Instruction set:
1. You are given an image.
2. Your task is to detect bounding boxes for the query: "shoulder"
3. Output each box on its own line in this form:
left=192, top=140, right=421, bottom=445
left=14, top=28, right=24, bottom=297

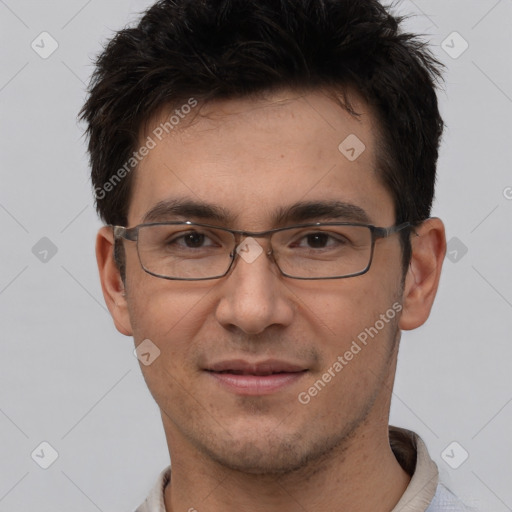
left=426, top=484, right=477, bottom=512
left=134, top=465, right=171, bottom=512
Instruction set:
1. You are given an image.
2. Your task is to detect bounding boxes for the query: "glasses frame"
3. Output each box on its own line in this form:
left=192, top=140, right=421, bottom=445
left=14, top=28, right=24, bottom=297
left=112, top=220, right=411, bottom=281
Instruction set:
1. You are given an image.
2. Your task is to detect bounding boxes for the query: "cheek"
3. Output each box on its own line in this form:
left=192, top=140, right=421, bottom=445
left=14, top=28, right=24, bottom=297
left=292, top=268, right=400, bottom=340
left=126, top=250, right=208, bottom=335
left=127, top=273, right=214, bottom=369
left=295, top=286, right=401, bottom=415
left=128, top=284, right=212, bottom=407
left=291, top=271, right=402, bottom=401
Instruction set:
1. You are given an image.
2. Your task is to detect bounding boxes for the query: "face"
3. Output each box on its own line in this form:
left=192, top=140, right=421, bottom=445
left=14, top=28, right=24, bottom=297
left=99, top=89, right=438, bottom=475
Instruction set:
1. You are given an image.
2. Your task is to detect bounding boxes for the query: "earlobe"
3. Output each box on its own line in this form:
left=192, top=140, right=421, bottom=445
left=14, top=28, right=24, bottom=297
left=399, top=218, right=446, bottom=331
left=96, top=226, right=133, bottom=336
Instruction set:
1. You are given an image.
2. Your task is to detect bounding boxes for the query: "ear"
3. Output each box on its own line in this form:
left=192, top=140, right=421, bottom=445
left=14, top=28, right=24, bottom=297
left=399, top=218, right=446, bottom=331
left=96, top=226, right=133, bottom=336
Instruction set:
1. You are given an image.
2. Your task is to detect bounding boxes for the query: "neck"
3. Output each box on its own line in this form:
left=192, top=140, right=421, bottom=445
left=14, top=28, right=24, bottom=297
left=164, top=421, right=411, bottom=512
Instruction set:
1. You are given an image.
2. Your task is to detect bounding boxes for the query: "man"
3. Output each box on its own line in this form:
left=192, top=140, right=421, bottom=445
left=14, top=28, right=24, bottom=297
left=80, top=1, right=473, bottom=510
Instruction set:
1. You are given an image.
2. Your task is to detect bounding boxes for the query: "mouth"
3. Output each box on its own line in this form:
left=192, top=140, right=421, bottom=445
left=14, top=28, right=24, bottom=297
left=205, top=359, right=308, bottom=395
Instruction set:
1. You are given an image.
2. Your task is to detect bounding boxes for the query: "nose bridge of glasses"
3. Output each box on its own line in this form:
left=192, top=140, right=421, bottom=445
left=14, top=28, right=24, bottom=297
left=232, top=231, right=274, bottom=259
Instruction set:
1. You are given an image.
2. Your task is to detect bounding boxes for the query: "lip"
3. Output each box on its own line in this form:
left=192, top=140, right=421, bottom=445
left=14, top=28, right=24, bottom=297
left=205, top=359, right=308, bottom=396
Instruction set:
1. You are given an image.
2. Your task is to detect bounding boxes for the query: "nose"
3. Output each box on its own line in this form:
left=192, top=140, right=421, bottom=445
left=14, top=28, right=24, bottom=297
left=214, top=237, right=294, bottom=335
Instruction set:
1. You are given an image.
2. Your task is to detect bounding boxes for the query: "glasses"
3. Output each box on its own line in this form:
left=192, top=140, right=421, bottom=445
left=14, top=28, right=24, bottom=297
left=112, top=221, right=411, bottom=281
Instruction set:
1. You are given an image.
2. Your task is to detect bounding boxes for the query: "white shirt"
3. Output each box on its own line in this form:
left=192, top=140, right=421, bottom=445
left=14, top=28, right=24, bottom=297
left=135, top=427, right=473, bottom=512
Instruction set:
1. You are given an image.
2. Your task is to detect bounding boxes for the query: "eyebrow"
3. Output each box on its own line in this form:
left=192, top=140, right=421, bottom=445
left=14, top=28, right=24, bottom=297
left=141, top=197, right=372, bottom=226
left=142, top=198, right=238, bottom=224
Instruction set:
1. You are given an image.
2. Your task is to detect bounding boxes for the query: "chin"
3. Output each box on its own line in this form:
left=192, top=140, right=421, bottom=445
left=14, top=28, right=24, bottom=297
left=195, top=420, right=350, bottom=476
left=205, top=436, right=312, bottom=475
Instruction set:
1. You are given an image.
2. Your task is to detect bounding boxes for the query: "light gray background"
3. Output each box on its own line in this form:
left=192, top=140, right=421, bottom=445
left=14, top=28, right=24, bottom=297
left=1, top=1, right=511, bottom=511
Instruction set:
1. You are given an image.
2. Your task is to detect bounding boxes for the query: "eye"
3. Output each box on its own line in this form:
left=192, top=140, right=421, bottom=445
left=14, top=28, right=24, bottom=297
left=169, top=230, right=218, bottom=249
left=293, top=231, right=346, bottom=249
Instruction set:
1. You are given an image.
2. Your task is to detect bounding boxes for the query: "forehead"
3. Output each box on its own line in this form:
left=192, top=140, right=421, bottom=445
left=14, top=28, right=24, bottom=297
left=142, top=88, right=377, bottom=155
left=129, top=88, right=393, bottom=228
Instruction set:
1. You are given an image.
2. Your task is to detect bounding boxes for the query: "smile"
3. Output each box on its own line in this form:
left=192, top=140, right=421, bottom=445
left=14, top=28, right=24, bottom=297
left=205, top=359, right=308, bottom=395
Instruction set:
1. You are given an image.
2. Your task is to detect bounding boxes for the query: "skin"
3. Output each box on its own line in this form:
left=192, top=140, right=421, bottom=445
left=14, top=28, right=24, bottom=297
left=96, top=88, right=446, bottom=512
